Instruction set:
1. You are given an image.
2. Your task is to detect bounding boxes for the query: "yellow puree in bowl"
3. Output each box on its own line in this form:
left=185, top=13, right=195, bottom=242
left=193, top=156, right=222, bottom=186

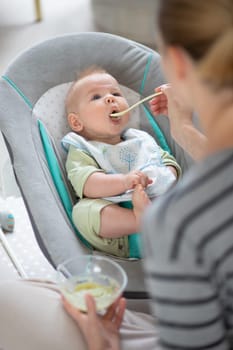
left=62, top=279, right=118, bottom=312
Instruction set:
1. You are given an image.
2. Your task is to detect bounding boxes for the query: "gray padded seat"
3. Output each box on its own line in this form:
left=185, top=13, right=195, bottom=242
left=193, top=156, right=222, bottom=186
left=0, top=32, right=192, bottom=298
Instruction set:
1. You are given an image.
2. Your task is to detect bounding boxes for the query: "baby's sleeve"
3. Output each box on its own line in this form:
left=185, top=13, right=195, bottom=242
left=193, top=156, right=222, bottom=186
left=65, top=145, right=104, bottom=198
left=160, top=149, right=182, bottom=178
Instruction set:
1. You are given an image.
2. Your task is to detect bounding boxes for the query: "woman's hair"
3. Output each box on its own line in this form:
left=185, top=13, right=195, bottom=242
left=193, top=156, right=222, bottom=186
left=156, top=0, right=233, bottom=88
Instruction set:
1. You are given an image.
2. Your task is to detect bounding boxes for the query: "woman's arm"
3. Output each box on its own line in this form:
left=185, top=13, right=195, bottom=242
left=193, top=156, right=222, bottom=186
left=176, top=122, right=207, bottom=161
left=62, top=294, right=125, bottom=350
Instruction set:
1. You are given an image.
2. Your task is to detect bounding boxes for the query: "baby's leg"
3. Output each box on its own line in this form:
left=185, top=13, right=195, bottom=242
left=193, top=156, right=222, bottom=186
left=72, top=198, right=131, bottom=257
left=101, top=188, right=151, bottom=238
left=100, top=204, right=138, bottom=238
left=132, top=185, right=151, bottom=228
left=73, top=198, right=137, bottom=238
left=72, top=198, right=149, bottom=257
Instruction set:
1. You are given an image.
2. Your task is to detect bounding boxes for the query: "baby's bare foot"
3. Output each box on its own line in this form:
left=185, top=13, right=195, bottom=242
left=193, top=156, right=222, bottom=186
left=132, top=184, right=151, bottom=228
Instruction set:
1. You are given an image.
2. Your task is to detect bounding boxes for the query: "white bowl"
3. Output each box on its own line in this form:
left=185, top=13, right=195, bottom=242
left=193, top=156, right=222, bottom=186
left=57, top=255, right=128, bottom=312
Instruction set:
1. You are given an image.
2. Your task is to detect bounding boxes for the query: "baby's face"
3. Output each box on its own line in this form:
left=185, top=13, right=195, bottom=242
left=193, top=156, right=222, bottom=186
left=68, top=73, right=130, bottom=144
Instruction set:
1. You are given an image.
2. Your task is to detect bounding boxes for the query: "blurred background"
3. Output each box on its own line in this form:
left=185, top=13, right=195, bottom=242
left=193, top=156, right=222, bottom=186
left=0, top=0, right=94, bottom=74
left=0, top=0, right=158, bottom=74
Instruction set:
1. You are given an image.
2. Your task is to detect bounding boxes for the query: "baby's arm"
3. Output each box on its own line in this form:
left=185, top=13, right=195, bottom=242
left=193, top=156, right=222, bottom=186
left=66, top=146, right=151, bottom=199
left=84, top=170, right=152, bottom=198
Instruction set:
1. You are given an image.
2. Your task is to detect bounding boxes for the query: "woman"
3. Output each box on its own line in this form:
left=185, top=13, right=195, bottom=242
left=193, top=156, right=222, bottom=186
left=62, top=0, right=233, bottom=349
left=0, top=0, right=232, bottom=349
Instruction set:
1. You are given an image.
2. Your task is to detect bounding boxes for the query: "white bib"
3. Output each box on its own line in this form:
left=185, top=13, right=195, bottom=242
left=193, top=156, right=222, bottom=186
left=62, top=128, right=175, bottom=201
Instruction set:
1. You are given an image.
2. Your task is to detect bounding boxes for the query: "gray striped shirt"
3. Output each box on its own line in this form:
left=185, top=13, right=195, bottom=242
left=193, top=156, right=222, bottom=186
left=142, top=149, right=233, bottom=350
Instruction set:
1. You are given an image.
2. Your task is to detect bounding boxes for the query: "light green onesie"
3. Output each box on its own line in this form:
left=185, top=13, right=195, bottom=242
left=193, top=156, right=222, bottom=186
left=66, top=144, right=181, bottom=258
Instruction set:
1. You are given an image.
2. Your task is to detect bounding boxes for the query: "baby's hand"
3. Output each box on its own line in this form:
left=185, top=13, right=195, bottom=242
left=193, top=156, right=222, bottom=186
left=124, top=171, right=152, bottom=190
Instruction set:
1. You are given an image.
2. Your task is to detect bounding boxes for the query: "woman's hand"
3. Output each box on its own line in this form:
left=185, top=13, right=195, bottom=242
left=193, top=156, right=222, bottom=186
left=149, top=84, right=171, bottom=116
left=149, top=84, right=206, bottom=160
left=149, top=84, right=193, bottom=139
left=62, top=294, right=126, bottom=350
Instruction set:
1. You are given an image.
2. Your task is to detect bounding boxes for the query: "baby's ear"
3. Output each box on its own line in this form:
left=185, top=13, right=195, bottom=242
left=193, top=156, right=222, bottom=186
left=67, top=113, right=83, bottom=132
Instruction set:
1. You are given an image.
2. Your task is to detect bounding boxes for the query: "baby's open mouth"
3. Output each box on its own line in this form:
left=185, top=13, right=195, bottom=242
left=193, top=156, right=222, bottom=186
left=110, top=110, right=121, bottom=119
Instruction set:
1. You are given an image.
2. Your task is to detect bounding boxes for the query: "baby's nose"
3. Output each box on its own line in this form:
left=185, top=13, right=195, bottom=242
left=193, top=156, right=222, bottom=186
left=105, top=95, right=115, bottom=104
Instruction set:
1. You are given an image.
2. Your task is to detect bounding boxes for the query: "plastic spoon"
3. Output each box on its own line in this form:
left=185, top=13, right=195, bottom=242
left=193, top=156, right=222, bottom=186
left=110, top=91, right=163, bottom=117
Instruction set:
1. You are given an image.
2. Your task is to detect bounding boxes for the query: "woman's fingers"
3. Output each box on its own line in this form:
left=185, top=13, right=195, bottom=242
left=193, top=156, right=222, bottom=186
left=62, top=295, right=83, bottom=323
left=85, top=294, right=98, bottom=319
left=104, top=297, right=126, bottom=329
left=114, top=297, right=126, bottom=329
left=150, top=92, right=167, bottom=104
left=76, top=294, right=99, bottom=334
left=150, top=96, right=167, bottom=108
left=149, top=86, right=169, bottom=116
left=150, top=102, right=168, bottom=113
left=104, top=298, right=118, bottom=321
left=160, top=84, right=174, bottom=103
left=62, top=294, right=97, bottom=325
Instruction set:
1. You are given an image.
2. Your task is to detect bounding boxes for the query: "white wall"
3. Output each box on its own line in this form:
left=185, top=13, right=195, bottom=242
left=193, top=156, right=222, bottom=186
left=0, top=0, right=35, bottom=25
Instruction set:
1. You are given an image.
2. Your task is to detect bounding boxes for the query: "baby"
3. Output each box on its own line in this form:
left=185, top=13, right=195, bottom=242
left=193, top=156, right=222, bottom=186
left=62, top=66, right=181, bottom=258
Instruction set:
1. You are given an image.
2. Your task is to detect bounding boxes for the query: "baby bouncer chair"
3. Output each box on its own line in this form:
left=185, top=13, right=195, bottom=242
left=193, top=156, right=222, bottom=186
left=0, top=32, right=192, bottom=301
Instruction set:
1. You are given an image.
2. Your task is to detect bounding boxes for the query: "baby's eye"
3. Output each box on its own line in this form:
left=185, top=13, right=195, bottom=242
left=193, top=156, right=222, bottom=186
left=113, top=92, right=122, bottom=97
left=92, top=94, right=101, bottom=100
